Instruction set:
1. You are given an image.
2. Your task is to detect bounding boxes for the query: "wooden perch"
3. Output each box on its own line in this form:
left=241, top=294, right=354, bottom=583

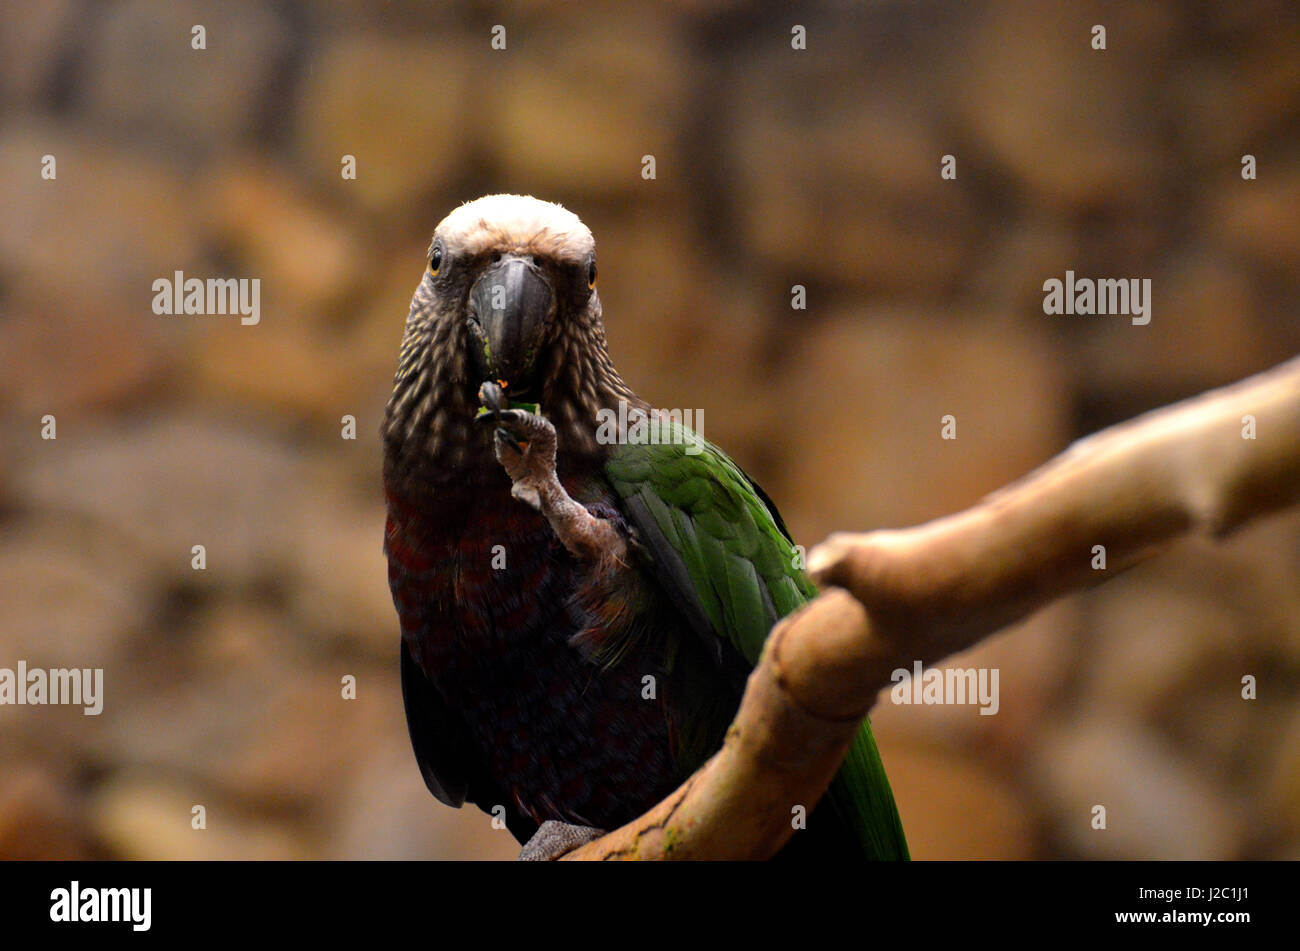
left=561, top=354, right=1300, bottom=860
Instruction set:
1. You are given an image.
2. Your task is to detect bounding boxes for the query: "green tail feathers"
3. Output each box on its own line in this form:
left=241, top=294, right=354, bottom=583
left=832, top=722, right=910, bottom=860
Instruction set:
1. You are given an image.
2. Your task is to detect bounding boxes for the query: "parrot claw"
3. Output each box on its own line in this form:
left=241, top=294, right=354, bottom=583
left=493, top=408, right=554, bottom=451
left=488, top=406, right=628, bottom=565
left=493, top=426, right=525, bottom=455
left=491, top=407, right=558, bottom=503
left=493, top=407, right=538, bottom=430
left=518, top=820, right=607, bottom=861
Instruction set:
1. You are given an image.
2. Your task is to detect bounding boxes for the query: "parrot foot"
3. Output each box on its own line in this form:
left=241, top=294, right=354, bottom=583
left=489, top=408, right=558, bottom=501
left=489, top=409, right=629, bottom=566
left=518, top=820, right=607, bottom=861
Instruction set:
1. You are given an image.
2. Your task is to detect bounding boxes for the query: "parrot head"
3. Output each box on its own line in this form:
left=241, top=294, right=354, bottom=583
left=383, top=194, right=632, bottom=475
left=426, top=194, right=599, bottom=398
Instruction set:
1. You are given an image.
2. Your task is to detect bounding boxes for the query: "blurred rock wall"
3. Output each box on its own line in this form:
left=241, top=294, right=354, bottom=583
left=0, top=0, right=1297, bottom=859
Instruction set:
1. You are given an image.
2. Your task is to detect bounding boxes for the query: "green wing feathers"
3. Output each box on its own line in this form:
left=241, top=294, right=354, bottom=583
left=605, top=422, right=909, bottom=860
left=609, top=438, right=798, bottom=664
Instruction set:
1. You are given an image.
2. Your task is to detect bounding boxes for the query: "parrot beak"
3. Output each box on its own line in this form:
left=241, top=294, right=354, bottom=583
left=466, top=256, right=554, bottom=392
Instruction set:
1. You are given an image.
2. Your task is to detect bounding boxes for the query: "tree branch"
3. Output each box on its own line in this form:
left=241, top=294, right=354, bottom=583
left=561, top=354, right=1300, bottom=860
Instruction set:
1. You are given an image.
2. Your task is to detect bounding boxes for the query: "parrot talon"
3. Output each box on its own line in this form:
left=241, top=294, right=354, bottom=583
left=484, top=390, right=627, bottom=566
left=494, top=408, right=532, bottom=429
left=491, top=408, right=552, bottom=479
left=518, top=820, right=607, bottom=861
left=494, top=427, right=525, bottom=455
left=492, top=408, right=549, bottom=454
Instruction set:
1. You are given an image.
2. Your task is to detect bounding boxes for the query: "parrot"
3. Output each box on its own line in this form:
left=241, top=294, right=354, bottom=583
left=382, top=194, right=908, bottom=860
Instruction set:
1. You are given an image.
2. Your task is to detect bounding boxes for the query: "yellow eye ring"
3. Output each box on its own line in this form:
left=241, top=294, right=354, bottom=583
left=429, top=244, right=443, bottom=276
left=587, top=259, right=597, bottom=289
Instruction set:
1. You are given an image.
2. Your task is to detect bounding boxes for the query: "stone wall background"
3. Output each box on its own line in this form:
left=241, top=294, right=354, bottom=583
left=1, top=0, right=1298, bottom=860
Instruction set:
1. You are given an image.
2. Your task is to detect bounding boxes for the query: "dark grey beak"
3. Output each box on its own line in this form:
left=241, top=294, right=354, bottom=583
left=466, top=256, right=553, bottom=388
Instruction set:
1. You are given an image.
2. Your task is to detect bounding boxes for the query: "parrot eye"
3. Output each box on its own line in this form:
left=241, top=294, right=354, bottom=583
left=587, top=258, right=597, bottom=289
left=429, top=243, right=443, bottom=276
